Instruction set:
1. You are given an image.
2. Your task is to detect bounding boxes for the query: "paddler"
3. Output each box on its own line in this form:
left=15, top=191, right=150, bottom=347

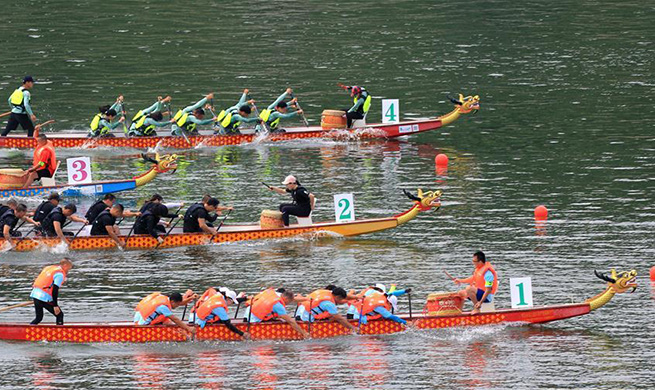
left=350, top=289, right=407, bottom=326
left=182, top=197, right=233, bottom=234
left=342, top=85, right=372, bottom=128
left=192, top=287, right=250, bottom=339
left=346, top=284, right=411, bottom=318
left=33, top=192, right=61, bottom=224
left=134, top=290, right=197, bottom=337
left=88, top=108, right=125, bottom=138
left=267, top=175, right=315, bottom=227
left=452, top=251, right=498, bottom=314
left=40, top=204, right=88, bottom=244
left=243, top=288, right=309, bottom=339
left=2, top=76, right=37, bottom=137
left=133, top=201, right=180, bottom=244
left=21, top=133, right=57, bottom=188
left=171, top=93, right=216, bottom=136
left=257, top=88, right=303, bottom=133
left=30, top=258, right=73, bottom=325
left=90, top=203, right=126, bottom=249
left=0, top=199, right=18, bottom=217
left=215, top=89, right=263, bottom=135
left=84, top=193, right=139, bottom=223
left=128, top=95, right=172, bottom=137
left=0, top=204, right=33, bottom=247
left=295, top=287, right=357, bottom=333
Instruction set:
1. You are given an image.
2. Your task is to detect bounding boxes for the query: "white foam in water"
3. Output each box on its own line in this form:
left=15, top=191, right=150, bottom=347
left=40, top=241, right=69, bottom=254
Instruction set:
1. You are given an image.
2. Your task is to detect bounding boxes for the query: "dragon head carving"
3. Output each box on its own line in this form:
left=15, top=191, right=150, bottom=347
left=449, top=94, right=480, bottom=114
left=142, top=153, right=178, bottom=173
left=403, top=189, right=442, bottom=211
left=594, top=269, right=637, bottom=294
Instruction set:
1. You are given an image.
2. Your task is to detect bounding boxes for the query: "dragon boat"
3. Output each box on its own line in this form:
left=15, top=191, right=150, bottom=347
left=0, top=154, right=178, bottom=199
left=0, top=95, right=480, bottom=150
left=0, top=189, right=442, bottom=252
left=0, top=269, right=636, bottom=343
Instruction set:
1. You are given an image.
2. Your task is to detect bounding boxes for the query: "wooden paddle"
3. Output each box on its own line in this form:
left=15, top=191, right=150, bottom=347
left=0, top=301, right=32, bottom=313
left=153, top=217, right=182, bottom=249
left=444, top=270, right=458, bottom=283
left=0, top=111, right=11, bottom=119
left=32, top=120, right=56, bottom=138
left=261, top=182, right=272, bottom=190
left=294, top=100, right=310, bottom=127
left=206, top=209, right=232, bottom=245
left=247, top=95, right=271, bottom=134
left=307, top=298, right=313, bottom=338
left=408, top=292, right=413, bottom=320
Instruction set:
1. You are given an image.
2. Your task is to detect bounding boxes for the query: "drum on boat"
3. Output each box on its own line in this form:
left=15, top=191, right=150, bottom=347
left=320, top=110, right=347, bottom=130
left=424, top=291, right=464, bottom=316
left=260, top=210, right=284, bottom=229
left=0, top=169, right=27, bottom=189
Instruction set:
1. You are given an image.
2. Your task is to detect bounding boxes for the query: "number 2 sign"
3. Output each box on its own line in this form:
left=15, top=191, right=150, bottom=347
left=66, top=157, right=93, bottom=185
left=333, top=193, right=355, bottom=222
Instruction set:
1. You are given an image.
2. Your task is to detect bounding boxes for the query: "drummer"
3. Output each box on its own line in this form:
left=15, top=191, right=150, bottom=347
left=182, top=197, right=233, bottom=234
left=342, top=85, right=372, bottom=128
left=267, top=175, right=315, bottom=227
left=453, top=251, right=498, bottom=314
left=22, top=133, right=57, bottom=188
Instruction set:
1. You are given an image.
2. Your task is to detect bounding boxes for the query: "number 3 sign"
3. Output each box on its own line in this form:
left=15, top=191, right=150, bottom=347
left=333, top=193, right=355, bottom=222
left=66, top=157, right=93, bottom=185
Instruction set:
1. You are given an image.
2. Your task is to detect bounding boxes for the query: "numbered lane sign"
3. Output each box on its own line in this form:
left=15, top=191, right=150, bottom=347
left=333, top=193, right=355, bottom=222
left=382, top=99, right=400, bottom=123
left=510, top=277, right=534, bottom=309
left=66, top=157, right=93, bottom=185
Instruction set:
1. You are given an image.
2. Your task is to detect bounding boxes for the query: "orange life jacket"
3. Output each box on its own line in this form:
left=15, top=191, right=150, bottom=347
left=470, top=262, right=498, bottom=294
left=32, top=265, right=67, bottom=296
left=352, top=292, right=391, bottom=320
left=195, top=289, right=228, bottom=322
left=250, top=288, right=284, bottom=321
left=33, top=142, right=57, bottom=176
left=300, top=289, right=336, bottom=320
left=135, top=292, right=172, bottom=325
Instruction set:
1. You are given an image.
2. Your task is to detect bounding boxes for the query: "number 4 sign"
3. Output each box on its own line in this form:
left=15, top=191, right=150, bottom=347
left=66, top=157, right=93, bottom=185
left=510, top=277, right=534, bottom=309
left=333, top=193, right=355, bottom=222
left=382, top=99, right=400, bottom=123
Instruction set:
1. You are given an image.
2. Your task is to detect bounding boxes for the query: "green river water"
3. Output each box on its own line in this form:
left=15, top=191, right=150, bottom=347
left=0, top=0, right=654, bottom=389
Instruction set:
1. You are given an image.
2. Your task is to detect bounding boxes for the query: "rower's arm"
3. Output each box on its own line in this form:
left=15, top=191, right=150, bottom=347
left=237, top=92, right=248, bottom=107
left=142, top=101, right=161, bottom=115
left=100, top=119, right=122, bottom=130
left=184, top=97, right=208, bottom=113
left=105, top=225, right=122, bottom=246
left=456, top=275, right=474, bottom=284
left=348, top=97, right=364, bottom=113
left=278, top=314, right=309, bottom=339
left=187, top=116, right=215, bottom=126
left=69, top=215, right=88, bottom=224
left=198, top=218, right=216, bottom=235
left=145, top=118, right=172, bottom=128
left=309, top=193, right=315, bottom=210
left=232, top=114, right=260, bottom=124
left=219, top=319, right=245, bottom=337
left=169, top=315, right=196, bottom=336
left=53, top=221, right=67, bottom=242
left=375, top=307, right=407, bottom=325
left=3, top=225, right=14, bottom=247
left=270, top=186, right=287, bottom=195
left=23, top=91, right=34, bottom=117
left=267, top=92, right=290, bottom=110
left=21, top=216, right=39, bottom=226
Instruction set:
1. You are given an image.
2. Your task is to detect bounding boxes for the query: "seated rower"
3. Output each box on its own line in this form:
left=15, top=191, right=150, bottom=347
left=182, top=197, right=233, bottom=234
left=90, top=203, right=126, bottom=249
left=88, top=108, right=125, bottom=138
left=342, top=85, right=372, bottom=128
left=243, top=288, right=309, bottom=339
left=215, top=89, right=262, bottom=135
left=171, top=93, right=216, bottom=136
left=192, top=287, right=250, bottom=339
left=346, top=283, right=411, bottom=318
left=0, top=203, right=36, bottom=248
left=257, top=88, right=303, bottom=133
left=84, top=193, right=139, bottom=224
left=134, top=202, right=180, bottom=244
left=0, top=199, right=18, bottom=217
left=30, top=258, right=73, bottom=326
left=267, top=175, right=315, bottom=227
left=128, top=96, right=172, bottom=137
left=350, top=290, right=407, bottom=326
left=40, top=203, right=88, bottom=245
left=453, top=251, right=497, bottom=314
left=134, top=291, right=197, bottom=337
left=295, top=287, right=357, bottom=334
left=22, top=134, right=57, bottom=188
left=33, top=192, right=61, bottom=224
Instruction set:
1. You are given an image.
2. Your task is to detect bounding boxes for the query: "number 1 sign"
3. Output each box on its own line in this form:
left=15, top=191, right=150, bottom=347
left=66, top=157, right=93, bottom=185
left=510, top=277, right=534, bottom=309
left=333, top=193, right=355, bottom=222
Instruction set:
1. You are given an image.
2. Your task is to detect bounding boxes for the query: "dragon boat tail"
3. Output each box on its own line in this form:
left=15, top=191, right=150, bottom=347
left=0, top=269, right=636, bottom=343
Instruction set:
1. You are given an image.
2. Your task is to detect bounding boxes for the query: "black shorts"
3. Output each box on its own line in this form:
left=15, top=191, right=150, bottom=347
left=36, top=169, right=52, bottom=179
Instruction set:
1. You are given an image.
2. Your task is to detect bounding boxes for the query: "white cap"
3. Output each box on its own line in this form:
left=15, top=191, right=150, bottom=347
left=218, top=287, right=239, bottom=304
left=282, top=175, right=297, bottom=185
left=375, top=283, right=387, bottom=294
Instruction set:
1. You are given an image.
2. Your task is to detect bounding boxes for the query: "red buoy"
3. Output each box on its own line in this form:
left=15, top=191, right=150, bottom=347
left=534, top=205, right=548, bottom=220
left=435, top=154, right=449, bottom=167
left=650, top=266, right=655, bottom=281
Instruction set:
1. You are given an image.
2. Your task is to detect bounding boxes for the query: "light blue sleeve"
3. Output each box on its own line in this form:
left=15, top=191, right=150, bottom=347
left=233, top=114, right=260, bottom=124
left=187, top=116, right=215, bottom=125
left=142, top=101, right=163, bottom=115
left=109, top=101, right=123, bottom=114
left=267, top=92, right=289, bottom=110
left=318, top=301, right=338, bottom=315
left=270, top=111, right=298, bottom=120
left=237, top=92, right=248, bottom=106
left=144, top=118, right=171, bottom=128
left=23, top=91, right=34, bottom=116
left=271, top=302, right=287, bottom=316
left=348, top=97, right=364, bottom=113
left=212, top=307, right=230, bottom=321
left=374, top=307, right=406, bottom=324
left=183, top=98, right=207, bottom=113
left=156, top=304, right=173, bottom=317
left=484, top=270, right=495, bottom=287
left=53, top=273, right=64, bottom=287
left=389, top=289, right=407, bottom=297
left=99, top=119, right=121, bottom=130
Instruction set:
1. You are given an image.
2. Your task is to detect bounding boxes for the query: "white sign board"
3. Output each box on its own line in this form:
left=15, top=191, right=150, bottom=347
left=333, top=193, right=355, bottom=222
left=66, top=157, right=93, bottom=185
left=382, top=99, right=400, bottom=123
left=510, top=277, right=534, bottom=309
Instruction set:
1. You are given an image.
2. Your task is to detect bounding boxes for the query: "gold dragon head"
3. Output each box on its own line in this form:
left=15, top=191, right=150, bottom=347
left=141, top=153, right=178, bottom=173
left=403, top=189, right=442, bottom=211
left=594, top=269, right=638, bottom=294
left=451, top=94, right=480, bottom=114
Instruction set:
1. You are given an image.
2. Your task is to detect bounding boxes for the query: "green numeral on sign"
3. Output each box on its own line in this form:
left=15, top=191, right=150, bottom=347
left=385, top=104, right=397, bottom=122
left=338, top=199, right=351, bottom=220
left=516, top=282, right=528, bottom=306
